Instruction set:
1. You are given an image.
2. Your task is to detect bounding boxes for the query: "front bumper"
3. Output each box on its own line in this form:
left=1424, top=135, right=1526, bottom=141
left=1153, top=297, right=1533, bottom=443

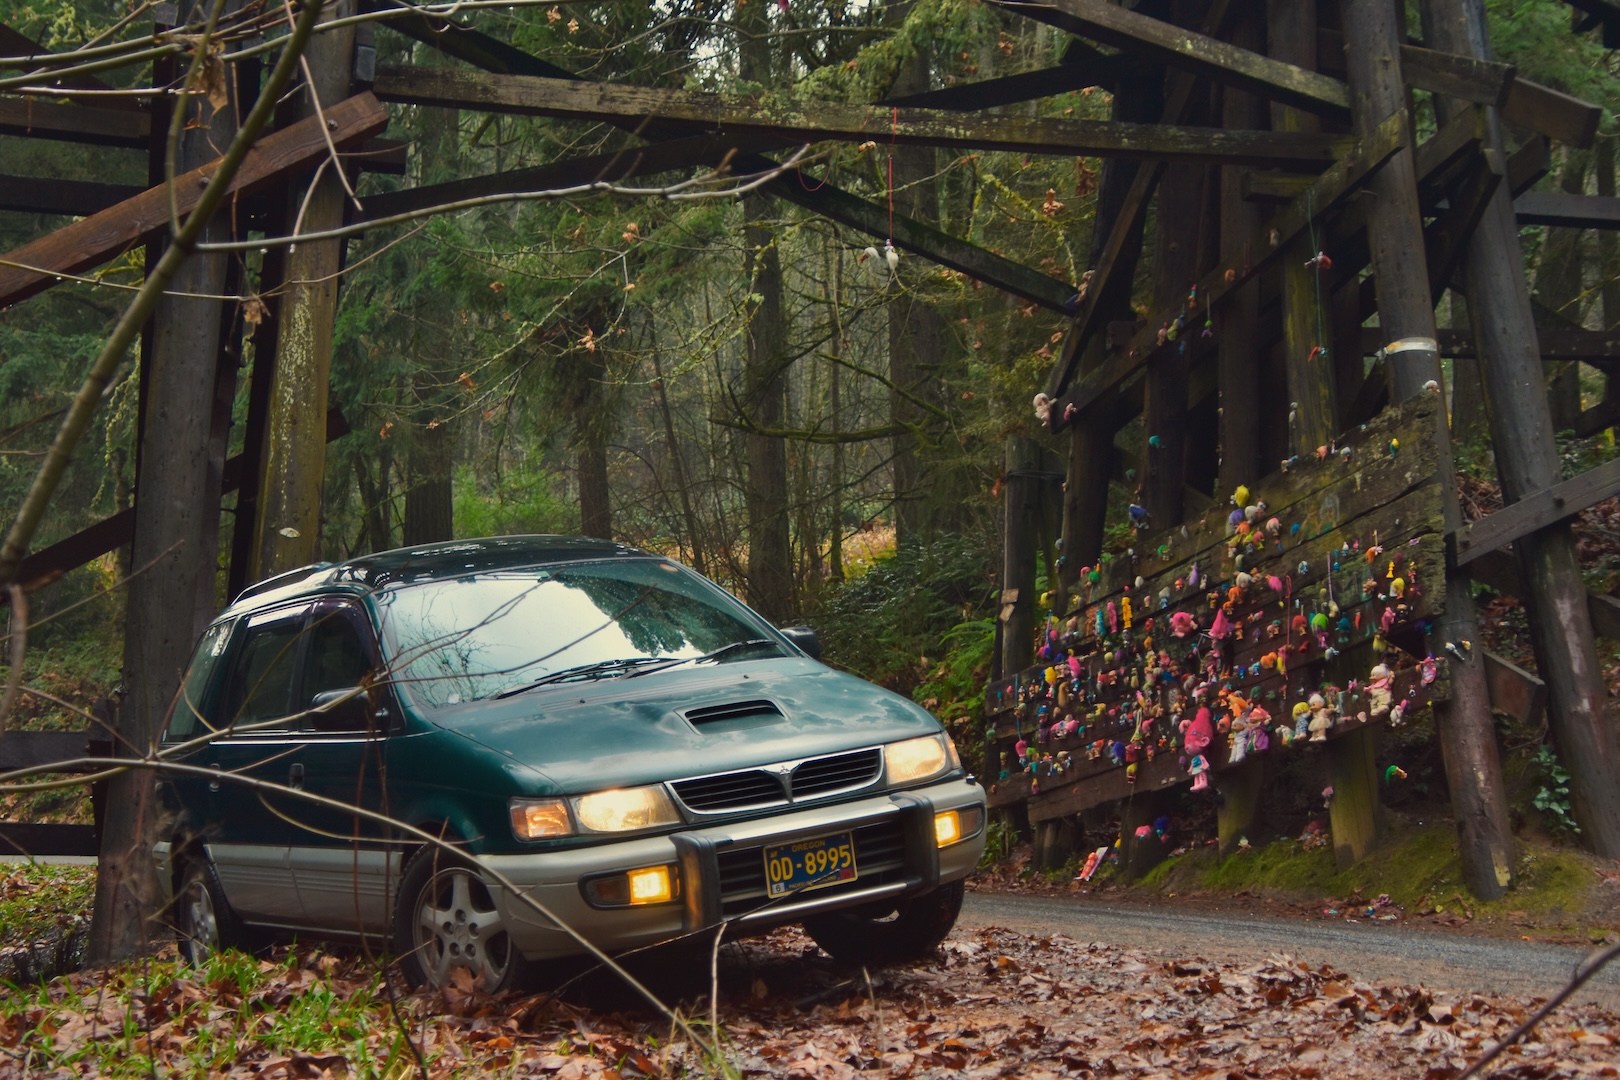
left=483, top=775, right=985, bottom=959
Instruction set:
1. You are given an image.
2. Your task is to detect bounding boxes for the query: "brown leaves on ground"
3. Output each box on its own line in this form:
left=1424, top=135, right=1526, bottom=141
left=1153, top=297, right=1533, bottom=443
left=1, top=926, right=1617, bottom=1078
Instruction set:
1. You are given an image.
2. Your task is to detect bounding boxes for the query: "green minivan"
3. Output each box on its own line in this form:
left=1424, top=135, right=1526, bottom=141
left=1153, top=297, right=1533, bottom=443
left=155, top=536, right=986, bottom=991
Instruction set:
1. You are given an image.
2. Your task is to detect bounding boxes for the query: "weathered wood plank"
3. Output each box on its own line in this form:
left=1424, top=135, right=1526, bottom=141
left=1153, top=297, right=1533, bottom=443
left=1399, top=44, right=1514, bottom=107
left=1454, top=456, right=1620, bottom=565
left=0, top=823, right=98, bottom=858
left=990, top=0, right=1351, bottom=118
left=0, top=730, right=90, bottom=772
left=0, top=173, right=143, bottom=216
left=1516, top=191, right=1620, bottom=229
left=373, top=67, right=1356, bottom=168
left=1501, top=76, right=1601, bottom=149
left=0, top=93, right=389, bottom=312
left=1483, top=650, right=1546, bottom=727
left=0, top=96, right=149, bottom=148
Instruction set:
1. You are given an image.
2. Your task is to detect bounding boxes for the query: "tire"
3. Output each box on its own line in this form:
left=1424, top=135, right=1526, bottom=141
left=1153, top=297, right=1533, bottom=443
left=175, top=856, right=244, bottom=966
left=394, top=847, right=531, bottom=993
left=802, top=879, right=965, bottom=964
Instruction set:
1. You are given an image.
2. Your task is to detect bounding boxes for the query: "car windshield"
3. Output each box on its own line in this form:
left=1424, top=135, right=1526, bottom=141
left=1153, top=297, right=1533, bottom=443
left=372, top=558, right=783, bottom=708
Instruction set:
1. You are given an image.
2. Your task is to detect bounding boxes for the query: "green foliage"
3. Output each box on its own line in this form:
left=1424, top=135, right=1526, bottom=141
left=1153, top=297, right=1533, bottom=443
left=1531, top=744, right=1582, bottom=837
left=913, top=617, right=995, bottom=724
left=979, top=817, right=1018, bottom=868
left=814, top=536, right=995, bottom=691
left=452, top=464, right=577, bottom=538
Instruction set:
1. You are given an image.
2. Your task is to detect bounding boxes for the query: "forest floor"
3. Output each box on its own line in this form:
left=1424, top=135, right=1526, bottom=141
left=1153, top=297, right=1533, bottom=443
left=4, top=857, right=1620, bottom=1078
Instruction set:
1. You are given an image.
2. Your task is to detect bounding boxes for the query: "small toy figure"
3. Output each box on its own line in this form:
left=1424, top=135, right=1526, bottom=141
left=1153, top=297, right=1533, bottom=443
left=1307, top=692, right=1333, bottom=742
left=1188, top=753, right=1210, bottom=790
left=1366, top=663, right=1394, bottom=718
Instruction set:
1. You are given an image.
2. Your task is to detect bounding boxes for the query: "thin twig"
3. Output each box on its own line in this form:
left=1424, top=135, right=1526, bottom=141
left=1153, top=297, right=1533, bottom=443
left=1457, top=938, right=1620, bottom=1079
left=283, top=0, right=360, bottom=208
left=194, top=145, right=822, bottom=254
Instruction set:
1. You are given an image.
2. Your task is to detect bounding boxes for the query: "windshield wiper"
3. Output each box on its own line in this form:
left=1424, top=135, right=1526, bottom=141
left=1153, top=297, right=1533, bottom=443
left=625, top=639, right=779, bottom=679
left=490, top=657, right=669, bottom=698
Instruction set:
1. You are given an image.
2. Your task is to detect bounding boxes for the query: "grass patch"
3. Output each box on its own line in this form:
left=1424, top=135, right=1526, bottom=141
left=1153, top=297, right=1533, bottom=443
left=1202, top=841, right=1339, bottom=894
left=0, top=862, right=94, bottom=951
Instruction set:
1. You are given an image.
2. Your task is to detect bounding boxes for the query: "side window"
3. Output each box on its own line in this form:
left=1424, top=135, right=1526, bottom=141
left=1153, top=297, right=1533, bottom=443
left=300, top=606, right=378, bottom=732
left=163, top=621, right=234, bottom=740
left=216, top=610, right=307, bottom=730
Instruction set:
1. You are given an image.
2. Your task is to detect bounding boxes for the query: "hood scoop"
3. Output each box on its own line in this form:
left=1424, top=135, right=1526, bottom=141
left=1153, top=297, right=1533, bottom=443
left=682, top=699, right=784, bottom=732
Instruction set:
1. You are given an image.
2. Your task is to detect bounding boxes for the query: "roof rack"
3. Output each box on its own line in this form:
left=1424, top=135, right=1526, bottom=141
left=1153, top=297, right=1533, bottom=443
left=232, top=562, right=334, bottom=605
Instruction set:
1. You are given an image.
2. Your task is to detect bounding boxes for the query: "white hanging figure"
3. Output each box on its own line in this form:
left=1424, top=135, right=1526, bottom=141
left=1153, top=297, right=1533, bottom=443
left=858, top=240, right=900, bottom=286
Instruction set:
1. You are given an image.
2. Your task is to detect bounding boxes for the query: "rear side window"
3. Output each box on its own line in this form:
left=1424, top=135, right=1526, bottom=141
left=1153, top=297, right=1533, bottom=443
left=215, top=610, right=307, bottom=729
left=163, top=622, right=233, bottom=740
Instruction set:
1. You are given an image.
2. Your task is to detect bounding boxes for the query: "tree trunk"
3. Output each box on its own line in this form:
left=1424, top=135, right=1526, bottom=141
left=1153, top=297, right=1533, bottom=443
left=249, top=1, right=355, bottom=579
left=402, top=416, right=453, bottom=545
left=739, top=10, right=791, bottom=623
left=94, top=0, right=242, bottom=965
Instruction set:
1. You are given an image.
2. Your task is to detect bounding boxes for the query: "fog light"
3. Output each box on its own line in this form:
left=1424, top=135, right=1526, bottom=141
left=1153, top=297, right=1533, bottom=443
left=628, top=866, right=672, bottom=904
left=934, top=810, right=961, bottom=847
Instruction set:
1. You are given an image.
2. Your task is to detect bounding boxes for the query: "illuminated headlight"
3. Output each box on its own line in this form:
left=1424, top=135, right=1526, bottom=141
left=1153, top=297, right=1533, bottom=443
left=885, top=733, right=961, bottom=786
left=510, top=798, right=572, bottom=840
left=573, top=785, right=681, bottom=833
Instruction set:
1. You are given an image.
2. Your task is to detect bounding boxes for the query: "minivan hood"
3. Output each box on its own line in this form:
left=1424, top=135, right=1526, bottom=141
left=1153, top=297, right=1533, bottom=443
left=421, top=658, right=943, bottom=793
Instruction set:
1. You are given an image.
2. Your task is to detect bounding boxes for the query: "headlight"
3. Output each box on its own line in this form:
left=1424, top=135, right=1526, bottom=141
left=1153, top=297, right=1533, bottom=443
left=885, top=733, right=960, bottom=786
left=573, top=785, right=681, bottom=833
left=510, top=798, right=572, bottom=840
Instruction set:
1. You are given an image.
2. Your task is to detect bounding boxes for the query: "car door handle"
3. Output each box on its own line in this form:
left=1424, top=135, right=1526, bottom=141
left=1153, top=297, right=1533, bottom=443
left=289, top=763, right=304, bottom=790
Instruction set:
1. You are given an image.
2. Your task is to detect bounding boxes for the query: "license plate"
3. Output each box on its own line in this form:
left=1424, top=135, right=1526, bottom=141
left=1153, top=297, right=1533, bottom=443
left=763, top=832, right=858, bottom=898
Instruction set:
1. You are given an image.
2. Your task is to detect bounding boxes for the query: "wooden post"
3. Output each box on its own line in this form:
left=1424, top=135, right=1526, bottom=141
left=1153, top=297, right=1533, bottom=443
left=1142, top=155, right=1204, bottom=527
left=1001, top=437, right=1040, bottom=677
left=1599, top=134, right=1620, bottom=412
left=1423, top=0, right=1620, bottom=859
left=1120, top=791, right=1168, bottom=881
left=1268, top=0, right=1337, bottom=458
left=1217, top=757, right=1266, bottom=856
left=92, top=0, right=242, bottom=964
left=249, top=1, right=356, bottom=580
left=1217, top=10, right=1263, bottom=498
left=1344, top=0, right=1516, bottom=892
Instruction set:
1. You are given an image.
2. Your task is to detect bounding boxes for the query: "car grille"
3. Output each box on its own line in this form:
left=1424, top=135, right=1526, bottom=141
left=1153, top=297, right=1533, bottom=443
left=669, top=748, right=882, bottom=814
left=714, top=818, right=909, bottom=917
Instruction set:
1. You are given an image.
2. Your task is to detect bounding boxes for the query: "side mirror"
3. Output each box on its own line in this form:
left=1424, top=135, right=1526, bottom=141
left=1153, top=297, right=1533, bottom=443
left=780, top=626, right=821, bottom=660
left=309, top=688, right=375, bottom=733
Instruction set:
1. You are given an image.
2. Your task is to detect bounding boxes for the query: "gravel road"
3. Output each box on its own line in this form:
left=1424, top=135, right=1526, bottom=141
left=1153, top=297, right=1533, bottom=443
left=961, top=890, right=1620, bottom=1009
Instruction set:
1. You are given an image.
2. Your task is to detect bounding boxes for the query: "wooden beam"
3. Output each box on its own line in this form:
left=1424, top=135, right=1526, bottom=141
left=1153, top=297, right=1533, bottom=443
left=0, top=96, right=149, bottom=148
left=1501, top=76, right=1601, bottom=149
left=882, top=43, right=1121, bottom=111
left=0, top=25, right=142, bottom=107
left=1508, top=136, right=1553, bottom=196
left=0, top=92, right=389, bottom=312
left=0, top=823, right=99, bottom=858
left=373, top=67, right=1355, bottom=168
left=369, top=8, right=1077, bottom=309
left=991, top=0, right=1351, bottom=118
left=1454, top=456, right=1620, bottom=564
left=14, top=407, right=349, bottom=587
left=1399, top=44, right=1514, bottom=107
left=1057, top=110, right=1405, bottom=421
left=1365, top=325, right=1620, bottom=364
left=1516, top=191, right=1620, bottom=229
left=0, top=173, right=143, bottom=216
left=1424, top=150, right=1504, bottom=296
